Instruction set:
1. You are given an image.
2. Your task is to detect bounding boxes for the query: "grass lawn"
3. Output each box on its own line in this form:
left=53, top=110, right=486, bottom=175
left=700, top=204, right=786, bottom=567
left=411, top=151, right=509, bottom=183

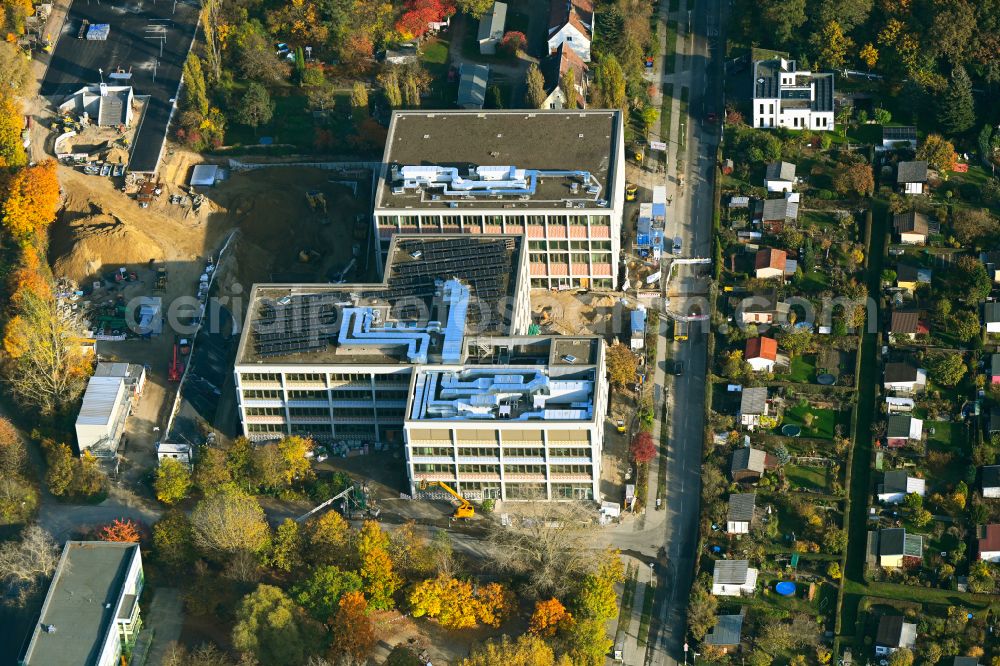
left=679, top=87, right=689, bottom=149
left=797, top=269, right=831, bottom=293
left=660, top=83, right=673, bottom=140
left=224, top=93, right=319, bottom=149
left=781, top=400, right=843, bottom=439
left=785, top=463, right=830, bottom=491
left=419, top=37, right=455, bottom=106
left=783, top=354, right=817, bottom=383
left=664, top=21, right=677, bottom=74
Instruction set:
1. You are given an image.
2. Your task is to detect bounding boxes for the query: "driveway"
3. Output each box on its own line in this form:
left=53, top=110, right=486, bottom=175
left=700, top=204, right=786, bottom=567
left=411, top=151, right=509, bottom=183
left=144, top=587, right=184, bottom=666
left=38, top=485, right=162, bottom=541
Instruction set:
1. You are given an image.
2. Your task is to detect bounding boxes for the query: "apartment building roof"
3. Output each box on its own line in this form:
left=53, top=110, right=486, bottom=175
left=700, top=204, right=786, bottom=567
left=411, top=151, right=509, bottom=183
left=22, top=542, right=141, bottom=666
left=376, top=110, right=620, bottom=210
left=236, top=235, right=524, bottom=365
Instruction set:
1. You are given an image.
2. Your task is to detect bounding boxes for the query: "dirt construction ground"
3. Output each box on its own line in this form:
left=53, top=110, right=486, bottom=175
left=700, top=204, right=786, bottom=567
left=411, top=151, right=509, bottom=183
left=531, top=289, right=630, bottom=341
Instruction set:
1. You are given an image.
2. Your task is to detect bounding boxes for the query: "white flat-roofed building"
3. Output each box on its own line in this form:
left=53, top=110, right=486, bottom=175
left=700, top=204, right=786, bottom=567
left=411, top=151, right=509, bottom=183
left=403, top=336, right=607, bottom=501
left=373, top=110, right=625, bottom=290
left=752, top=58, right=834, bottom=131
left=234, top=235, right=533, bottom=445
left=75, top=374, right=131, bottom=458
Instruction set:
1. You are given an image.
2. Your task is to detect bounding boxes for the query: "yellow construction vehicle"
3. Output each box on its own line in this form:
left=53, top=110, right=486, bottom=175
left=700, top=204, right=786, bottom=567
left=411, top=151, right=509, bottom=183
left=625, top=182, right=637, bottom=201
left=306, top=190, right=327, bottom=213
left=418, top=479, right=474, bottom=519
left=616, top=418, right=626, bottom=433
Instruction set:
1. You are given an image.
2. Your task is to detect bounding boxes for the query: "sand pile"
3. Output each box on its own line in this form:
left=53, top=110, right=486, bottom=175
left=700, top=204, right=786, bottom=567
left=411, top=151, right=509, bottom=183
left=50, top=210, right=165, bottom=282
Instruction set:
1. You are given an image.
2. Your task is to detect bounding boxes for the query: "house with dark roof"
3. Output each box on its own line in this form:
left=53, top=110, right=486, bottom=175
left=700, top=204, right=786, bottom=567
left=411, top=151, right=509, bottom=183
left=949, top=658, right=981, bottom=666
left=882, top=126, right=917, bottom=150
left=868, top=528, right=923, bottom=569
left=895, top=264, right=931, bottom=294
left=727, top=493, right=756, bottom=533
left=877, top=469, right=925, bottom=504
left=889, top=309, right=928, bottom=340
left=457, top=64, right=490, bottom=109
left=875, top=615, right=917, bottom=656
left=990, top=408, right=1000, bottom=436
left=705, top=610, right=745, bottom=653
left=764, top=161, right=796, bottom=192
left=985, top=302, right=1000, bottom=334
left=731, top=445, right=776, bottom=481
left=547, top=0, right=593, bottom=62
left=751, top=57, right=834, bottom=131
left=760, top=197, right=799, bottom=231
left=893, top=210, right=930, bottom=244
left=990, top=355, right=1000, bottom=385
left=745, top=337, right=778, bottom=372
left=754, top=248, right=788, bottom=279
left=738, top=388, right=771, bottom=431
left=711, top=559, right=758, bottom=596
left=983, top=465, right=1000, bottom=498
left=978, top=524, right=1000, bottom=562
left=736, top=290, right=790, bottom=326
left=980, top=250, right=1000, bottom=283
left=539, top=43, right=588, bottom=109
left=883, top=360, right=927, bottom=394
left=886, top=413, right=923, bottom=448
left=897, top=160, right=929, bottom=195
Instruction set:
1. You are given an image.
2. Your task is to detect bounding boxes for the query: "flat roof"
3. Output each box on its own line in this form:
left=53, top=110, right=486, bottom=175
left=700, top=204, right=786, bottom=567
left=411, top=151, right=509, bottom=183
left=376, top=110, right=621, bottom=210
left=22, top=542, right=140, bottom=666
left=236, top=235, right=524, bottom=365
left=77, top=376, right=125, bottom=426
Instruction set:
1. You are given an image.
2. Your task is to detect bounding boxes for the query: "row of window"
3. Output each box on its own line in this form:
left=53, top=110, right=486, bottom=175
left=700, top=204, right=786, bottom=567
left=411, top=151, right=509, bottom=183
left=530, top=278, right=614, bottom=289
left=413, top=464, right=593, bottom=475
left=529, top=252, right=612, bottom=265
left=380, top=215, right=612, bottom=227
left=528, top=240, right=612, bottom=251
left=244, top=388, right=409, bottom=401
left=411, top=447, right=592, bottom=458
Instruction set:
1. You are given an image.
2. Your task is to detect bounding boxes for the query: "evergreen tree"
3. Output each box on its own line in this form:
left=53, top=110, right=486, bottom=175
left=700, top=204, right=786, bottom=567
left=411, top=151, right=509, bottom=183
left=525, top=63, right=546, bottom=109
left=938, top=65, right=975, bottom=135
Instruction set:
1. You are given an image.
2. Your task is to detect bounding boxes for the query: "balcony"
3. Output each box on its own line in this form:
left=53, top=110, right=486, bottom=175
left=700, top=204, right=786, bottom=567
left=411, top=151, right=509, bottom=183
left=289, top=416, right=333, bottom=424
left=285, top=381, right=327, bottom=389
left=456, top=472, right=502, bottom=482
left=413, top=471, right=457, bottom=481
left=286, top=399, right=328, bottom=408
left=504, top=473, right=546, bottom=482
left=549, top=473, right=594, bottom=482
left=457, top=455, right=502, bottom=464
left=244, top=415, right=286, bottom=424
left=241, top=399, right=284, bottom=408
left=549, top=456, right=593, bottom=465
left=503, top=456, right=545, bottom=465
left=240, top=380, right=282, bottom=389
left=410, top=455, right=456, bottom=464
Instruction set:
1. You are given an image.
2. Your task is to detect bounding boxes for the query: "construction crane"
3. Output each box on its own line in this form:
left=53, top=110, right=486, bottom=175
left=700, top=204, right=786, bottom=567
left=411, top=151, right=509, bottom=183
left=418, top=480, right=474, bottom=519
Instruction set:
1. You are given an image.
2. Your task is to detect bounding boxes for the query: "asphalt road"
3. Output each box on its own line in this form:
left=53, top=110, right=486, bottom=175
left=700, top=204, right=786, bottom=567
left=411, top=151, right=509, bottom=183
left=41, top=0, right=199, bottom=172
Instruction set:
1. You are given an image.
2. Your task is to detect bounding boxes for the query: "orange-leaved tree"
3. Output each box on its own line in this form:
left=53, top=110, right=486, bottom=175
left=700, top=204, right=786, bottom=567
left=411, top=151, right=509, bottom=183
left=409, top=574, right=513, bottom=629
left=329, top=591, right=376, bottom=663
left=529, top=597, right=573, bottom=637
left=1, top=159, right=60, bottom=242
left=99, top=518, right=142, bottom=543
left=356, top=520, right=402, bottom=610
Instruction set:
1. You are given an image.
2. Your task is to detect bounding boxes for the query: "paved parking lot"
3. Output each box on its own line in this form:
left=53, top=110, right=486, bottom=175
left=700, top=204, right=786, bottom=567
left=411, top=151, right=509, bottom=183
left=41, top=0, right=199, bottom=172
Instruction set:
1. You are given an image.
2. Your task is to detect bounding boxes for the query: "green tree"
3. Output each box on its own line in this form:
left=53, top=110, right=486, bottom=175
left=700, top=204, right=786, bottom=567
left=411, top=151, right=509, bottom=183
left=181, top=54, right=209, bottom=117
left=939, top=65, right=975, bottom=135
left=812, top=20, right=853, bottom=69
left=155, top=458, right=191, bottom=505
left=874, top=107, right=891, bottom=125
left=43, top=441, right=74, bottom=497
left=641, top=106, right=659, bottom=137
left=927, top=352, right=966, bottom=387
left=356, top=520, right=401, bottom=610
left=561, top=67, right=578, bottom=109
left=687, top=574, right=718, bottom=639
left=456, top=0, right=494, bottom=19
left=194, top=446, right=233, bottom=495
left=780, top=328, right=813, bottom=357
left=606, top=343, right=639, bottom=387
left=191, top=491, right=271, bottom=558
left=594, top=55, right=626, bottom=113
left=292, top=565, right=363, bottom=623
left=460, top=634, right=556, bottom=666
left=269, top=519, right=302, bottom=572
left=759, top=0, right=805, bottom=42
left=153, top=511, right=196, bottom=571
left=238, top=83, right=275, bottom=131
left=525, top=63, right=546, bottom=109
left=565, top=618, right=613, bottom=666
left=350, top=81, right=369, bottom=113
left=232, top=584, right=324, bottom=666
left=378, top=68, right=402, bottom=108
left=887, top=648, right=914, bottom=666
left=955, top=255, right=991, bottom=304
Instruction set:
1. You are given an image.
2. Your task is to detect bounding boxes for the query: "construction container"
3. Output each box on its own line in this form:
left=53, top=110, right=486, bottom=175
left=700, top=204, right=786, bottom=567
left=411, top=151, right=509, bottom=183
left=86, top=23, right=110, bottom=40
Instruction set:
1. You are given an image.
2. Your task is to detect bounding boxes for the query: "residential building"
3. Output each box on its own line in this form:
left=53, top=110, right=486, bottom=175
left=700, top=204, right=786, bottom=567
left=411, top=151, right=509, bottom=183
left=885, top=396, right=915, bottom=414
left=736, top=290, right=790, bottom=326
left=980, top=250, right=1000, bottom=282
left=868, top=528, right=923, bottom=569
left=893, top=210, right=930, bottom=244
left=547, top=0, right=593, bottom=63
left=753, top=248, right=788, bottom=280
left=75, top=370, right=134, bottom=458
left=881, top=126, right=917, bottom=150
left=764, top=161, right=796, bottom=193
left=983, top=465, right=1000, bottom=498
left=540, top=43, right=588, bottom=109
left=731, top=446, right=776, bottom=482
left=477, top=2, right=507, bottom=55
left=949, top=658, right=982, bottom=666
left=760, top=196, right=799, bottom=231
left=874, top=615, right=917, bottom=656
left=738, top=388, right=771, bottom=431
left=877, top=469, right=925, bottom=504
left=705, top=611, right=745, bottom=653
left=234, top=235, right=531, bottom=446
left=751, top=58, right=834, bottom=131
left=883, top=360, right=927, bottom=394
left=895, top=264, right=931, bottom=295
left=897, top=161, right=929, bottom=195
left=745, top=336, right=777, bottom=372
left=889, top=309, right=927, bottom=340
left=991, top=408, right=1000, bottom=437
left=726, top=493, right=756, bottom=533
left=991, top=354, right=1000, bottom=384
left=711, top=560, right=758, bottom=596
left=373, top=110, right=625, bottom=289
left=457, top=64, right=489, bottom=109
left=978, top=524, right=1000, bottom=562
left=886, top=413, right=923, bottom=448
left=21, top=541, right=144, bottom=666
left=985, top=302, right=1000, bottom=334
left=403, top=337, right=607, bottom=501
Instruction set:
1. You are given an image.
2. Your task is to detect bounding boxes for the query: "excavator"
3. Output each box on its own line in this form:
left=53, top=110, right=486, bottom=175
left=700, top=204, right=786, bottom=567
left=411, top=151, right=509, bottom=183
left=418, top=479, right=474, bottom=519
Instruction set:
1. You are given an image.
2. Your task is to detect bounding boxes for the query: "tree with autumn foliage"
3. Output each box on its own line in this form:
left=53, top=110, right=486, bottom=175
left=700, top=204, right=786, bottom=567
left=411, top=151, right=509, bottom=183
left=396, top=0, right=455, bottom=39
left=0, top=93, right=27, bottom=169
left=460, top=634, right=558, bottom=666
left=529, top=597, right=573, bottom=637
left=918, top=133, right=958, bottom=174
left=356, top=520, right=402, bottom=610
left=1, top=159, right=60, bottom=242
left=155, top=457, right=192, bottom=505
left=99, top=518, right=142, bottom=543
left=500, top=31, right=527, bottom=56
left=329, top=591, right=376, bottom=663
left=630, top=431, right=656, bottom=464
left=409, top=574, right=514, bottom=629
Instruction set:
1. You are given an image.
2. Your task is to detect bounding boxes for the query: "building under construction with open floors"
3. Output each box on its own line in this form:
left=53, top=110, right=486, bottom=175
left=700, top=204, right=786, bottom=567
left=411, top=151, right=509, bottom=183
left=404, top=336, right=606, bottom=501
left=373, top=109, right=625, bottom=290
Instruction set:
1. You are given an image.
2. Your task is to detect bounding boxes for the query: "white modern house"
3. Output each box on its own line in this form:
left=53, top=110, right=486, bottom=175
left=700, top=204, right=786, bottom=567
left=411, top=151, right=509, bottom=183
left=21, top=542, right=144, bottom=666
left=712, top=560, right=758, bottom=596
left=373, top=110, right=625, bottom=290
left=547, top=0, right=593, bottom=63
left=752, top=58, right=834, bottom=131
